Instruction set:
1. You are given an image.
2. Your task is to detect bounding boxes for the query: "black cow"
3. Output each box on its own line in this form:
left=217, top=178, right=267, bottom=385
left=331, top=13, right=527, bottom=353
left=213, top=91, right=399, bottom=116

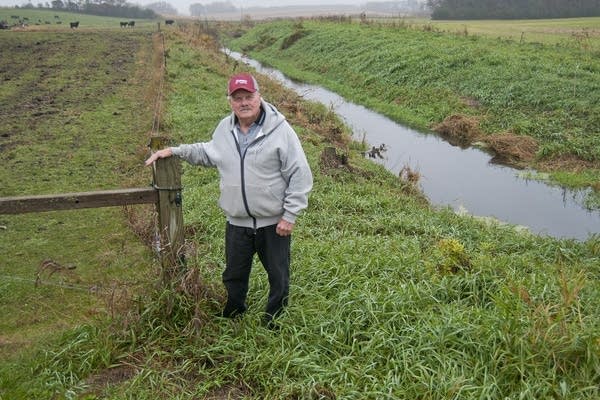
left=70, top=21, right=79, bottom=29
left=127, top=20, right=135, bottom=27
left=120, top=21, right=128, bottom=27
left=165, top=19, right=174, bottom=25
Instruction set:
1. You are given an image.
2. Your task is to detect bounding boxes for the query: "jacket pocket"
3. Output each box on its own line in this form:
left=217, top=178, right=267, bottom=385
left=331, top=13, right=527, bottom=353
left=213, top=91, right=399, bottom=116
left=244, top=183, right=285, bottom=217
left=218, top=184, right=247, bottom=217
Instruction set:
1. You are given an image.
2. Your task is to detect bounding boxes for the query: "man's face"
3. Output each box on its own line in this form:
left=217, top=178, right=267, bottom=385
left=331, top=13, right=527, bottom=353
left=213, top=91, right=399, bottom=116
left=229, top=90, right=261, bottom=122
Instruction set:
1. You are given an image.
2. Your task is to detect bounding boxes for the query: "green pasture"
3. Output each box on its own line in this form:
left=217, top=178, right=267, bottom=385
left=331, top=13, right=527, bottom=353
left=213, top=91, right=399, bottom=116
left=1, top=21, right=599, bottom=400
left=389, top=16, right=600, bottom=47
left=0, top=29, right=156, bottom=361
left=0, top=8, right=159, bottom=29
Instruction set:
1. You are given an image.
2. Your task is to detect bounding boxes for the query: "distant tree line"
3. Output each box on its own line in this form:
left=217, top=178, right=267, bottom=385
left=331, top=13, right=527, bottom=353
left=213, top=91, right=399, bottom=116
left=188, top=0, right=429, bottom=17
left=365, top=1, right=429, bottom=14
left=145, top=1, right=177, bottom=15
left=427, top=0, right=600, bottom=19
left=189, top=1, right=236, bottom=17
left=17, top=0, right=156, bottom=19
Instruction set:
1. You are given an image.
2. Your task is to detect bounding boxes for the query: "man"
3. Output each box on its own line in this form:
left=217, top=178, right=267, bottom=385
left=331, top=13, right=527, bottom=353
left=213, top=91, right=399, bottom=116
left=145, top=73, right=313, bottom=327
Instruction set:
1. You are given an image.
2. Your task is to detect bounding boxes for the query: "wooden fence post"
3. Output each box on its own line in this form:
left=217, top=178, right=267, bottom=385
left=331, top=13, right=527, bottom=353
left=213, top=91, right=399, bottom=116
left=149, top=136, right=185, bottom=284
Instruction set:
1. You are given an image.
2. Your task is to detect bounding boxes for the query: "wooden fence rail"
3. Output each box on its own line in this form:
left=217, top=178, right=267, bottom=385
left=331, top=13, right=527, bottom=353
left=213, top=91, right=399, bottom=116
left=0, top=188, right=157, bottom=214
left=0, top=136, right=184, bottom=283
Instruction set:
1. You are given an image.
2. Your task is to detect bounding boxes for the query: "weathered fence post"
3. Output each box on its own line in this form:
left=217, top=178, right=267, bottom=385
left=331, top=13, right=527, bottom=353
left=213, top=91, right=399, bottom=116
left=149, top=136, right=185, bottom=284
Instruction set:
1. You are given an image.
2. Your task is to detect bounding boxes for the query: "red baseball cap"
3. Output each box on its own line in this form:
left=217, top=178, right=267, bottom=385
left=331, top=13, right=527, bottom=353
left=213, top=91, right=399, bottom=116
left=227, top=73, right=259, bottom=96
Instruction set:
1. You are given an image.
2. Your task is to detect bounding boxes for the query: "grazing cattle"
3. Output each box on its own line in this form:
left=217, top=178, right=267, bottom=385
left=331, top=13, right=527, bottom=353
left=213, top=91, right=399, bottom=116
left=120, top=21, right=128, bottom=27
left=70, top=21, right=79, bottom=29
left=0, top=20, right=8, bottom=30
left=127, top=20, right=135, bottom=27
left=165, top=19, right=174, bottom=25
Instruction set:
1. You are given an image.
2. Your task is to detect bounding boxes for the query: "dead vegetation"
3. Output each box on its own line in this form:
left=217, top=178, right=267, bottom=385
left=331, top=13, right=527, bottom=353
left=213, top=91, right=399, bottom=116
left=35, top=259, right=79, bottom=287
left=484, top=132, right=539, bottom=165
left=259, top=77, right=350, bottom=148
left=83, top=363, right=137, bottom=397
left=398, top=164, right=421, bottom=185
left=319, top=146, right=351, bottom=175
left=123, top=204, right=156, bottom=249
left=537, top=154, right=599, bottom=173
left=177, top=266, right=224, bottom=334
left=432, top=114, right=481, bottom=148
left=433, top=114, right=540, bottom=167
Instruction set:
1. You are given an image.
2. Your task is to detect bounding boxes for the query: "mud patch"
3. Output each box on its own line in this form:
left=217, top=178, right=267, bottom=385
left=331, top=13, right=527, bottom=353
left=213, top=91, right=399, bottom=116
left=83, top=364, right=136, bottom=395
left=432, top=114, right=481, bottom=148
left=204, top=383, right=252, bottom=400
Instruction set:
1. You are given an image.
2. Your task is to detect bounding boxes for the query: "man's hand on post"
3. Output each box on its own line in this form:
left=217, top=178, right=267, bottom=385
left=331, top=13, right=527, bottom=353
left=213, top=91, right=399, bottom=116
left=145, top=148, right=173, bottom=166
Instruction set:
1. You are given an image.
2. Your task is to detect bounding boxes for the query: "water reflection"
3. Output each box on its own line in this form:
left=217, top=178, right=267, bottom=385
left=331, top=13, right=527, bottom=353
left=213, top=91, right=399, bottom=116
left=227, top=50, right=599, bottom=241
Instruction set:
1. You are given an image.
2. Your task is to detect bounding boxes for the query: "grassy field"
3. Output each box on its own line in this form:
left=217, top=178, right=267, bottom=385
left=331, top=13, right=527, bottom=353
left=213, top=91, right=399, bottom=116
left=0, top=11, right=159, bottom=379
left=1, top=14, right=600, bottom=400
left=0, top=8, right=161, bottom=29
left=389, top=17, right=600, bottom=47
left=226, top=18, right=600, bottom=192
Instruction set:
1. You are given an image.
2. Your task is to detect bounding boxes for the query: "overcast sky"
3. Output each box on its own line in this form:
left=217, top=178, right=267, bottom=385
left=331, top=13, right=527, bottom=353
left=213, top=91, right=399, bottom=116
left=0, top=0, right=371, bottom=16
left=148, top=0, right=366, bottom=15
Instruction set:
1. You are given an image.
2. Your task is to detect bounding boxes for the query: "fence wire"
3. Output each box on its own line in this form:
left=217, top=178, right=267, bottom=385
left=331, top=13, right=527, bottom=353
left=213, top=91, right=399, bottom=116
left=151, top=32, right=167, bottom=135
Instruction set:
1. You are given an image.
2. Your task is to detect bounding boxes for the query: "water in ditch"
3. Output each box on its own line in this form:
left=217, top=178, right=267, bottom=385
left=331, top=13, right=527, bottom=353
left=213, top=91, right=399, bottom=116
left=228, top=51, right=599, bottom=241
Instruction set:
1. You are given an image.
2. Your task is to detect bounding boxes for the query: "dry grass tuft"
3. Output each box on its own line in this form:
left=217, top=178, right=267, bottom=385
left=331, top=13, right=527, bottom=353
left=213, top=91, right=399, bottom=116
left=432, top=114, right=481, bottom=147
left=35, top=259, right=79, bottom=287
left=319, top=146, right=351, bottom=175
left=398, top=164, right=421, bottom=185
left=483, top=132, right=539, bottom=165
left=122, top=204, right=157, bottom=249
left=178, top=267, right=222, bottom=333
left=105, top=283, right=136, bottom=319
left=537, top=154, right=598, bottom=173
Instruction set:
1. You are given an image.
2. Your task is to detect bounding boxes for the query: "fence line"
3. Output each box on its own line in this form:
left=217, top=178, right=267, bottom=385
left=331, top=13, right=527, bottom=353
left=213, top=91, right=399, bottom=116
left=0, top=188, right=157, bottom=214
left=1, top=31, right=184, bottom=284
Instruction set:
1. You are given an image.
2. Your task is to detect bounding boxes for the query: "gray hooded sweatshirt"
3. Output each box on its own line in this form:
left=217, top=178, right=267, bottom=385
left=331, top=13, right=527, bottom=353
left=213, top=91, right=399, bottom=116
left=171, top=99, right=313, bottom=230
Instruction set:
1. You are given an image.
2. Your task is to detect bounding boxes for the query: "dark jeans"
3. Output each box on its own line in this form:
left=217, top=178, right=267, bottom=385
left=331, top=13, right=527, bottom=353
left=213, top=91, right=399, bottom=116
left=222, top=222, right=291, bottom=322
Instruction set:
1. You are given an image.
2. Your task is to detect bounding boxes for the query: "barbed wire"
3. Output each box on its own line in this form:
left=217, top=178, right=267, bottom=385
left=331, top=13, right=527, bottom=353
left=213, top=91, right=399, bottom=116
left=2, top=275, right=150, bottom=294
left=151, top=32, right=167, bottom=135
left=2, top=275, right=98, bottom=292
